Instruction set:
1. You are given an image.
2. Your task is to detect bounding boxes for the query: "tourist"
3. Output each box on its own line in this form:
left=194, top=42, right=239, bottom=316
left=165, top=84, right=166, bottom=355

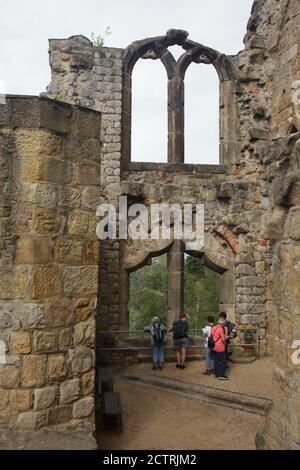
left=219, top=311, right=237, bottom=367
left=211, top=317, right=228, bottom=380
left=169, top=312, right=190, bottom=370
left=202, top=315, right=215, bottom=375
left=144, top=316, right=167, bottom=370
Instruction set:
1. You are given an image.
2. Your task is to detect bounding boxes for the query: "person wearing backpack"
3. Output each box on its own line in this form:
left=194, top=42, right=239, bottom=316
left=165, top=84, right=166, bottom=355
left=144, top=316, right=167, bottom=370
left=169, top=312, right=189, bottom=369
left=202, top=316, right=215, bottom=375
left=210, top=317, right=228, bottom=380
left=219, top=312, right=237, bottom=367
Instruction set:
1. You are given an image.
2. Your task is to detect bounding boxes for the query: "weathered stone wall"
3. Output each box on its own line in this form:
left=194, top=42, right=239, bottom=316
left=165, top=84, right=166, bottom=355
left=1, top=0, right=300, bottom=448
left=45, top=32, right=272, bottom=358
left=239, top=0, right=300, bottom=450
left=46, top=36, right=124, bottom=339
left=0, top=96, right=101, bottom=434
left=251, top=132, right=300, bottom=450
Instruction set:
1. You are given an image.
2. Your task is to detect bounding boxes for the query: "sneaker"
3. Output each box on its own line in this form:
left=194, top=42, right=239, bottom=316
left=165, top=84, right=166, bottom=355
left=203, top=370, right=211, bottom=375
left=152, top=364, right=158, bottom=370
left=158, top=363, right=163, bottom=370
left=180, top=365, right=186, bottom=369
left=219, top=376, right=229, bottom=380
left=176, top=364, right=181, bottom=368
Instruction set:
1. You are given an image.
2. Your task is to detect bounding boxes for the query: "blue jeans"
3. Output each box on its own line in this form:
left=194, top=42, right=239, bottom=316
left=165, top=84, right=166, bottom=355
left=152, top=343, right=164, bottom=363
left=205, top=346, right=214, bottom=371
left=213, top=351, right=226, bottom=378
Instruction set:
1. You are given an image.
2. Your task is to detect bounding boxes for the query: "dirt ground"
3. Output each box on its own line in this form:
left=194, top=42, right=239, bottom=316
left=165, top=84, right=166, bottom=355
left=124, top=356, right=274, bottom=398
left=98, top=358, right=273, bottom=450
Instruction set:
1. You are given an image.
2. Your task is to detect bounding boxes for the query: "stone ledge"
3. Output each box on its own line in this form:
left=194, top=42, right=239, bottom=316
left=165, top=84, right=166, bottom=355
left=0, top=95, right=101, bottom=136
left=123, top=162, right=229, bottom=174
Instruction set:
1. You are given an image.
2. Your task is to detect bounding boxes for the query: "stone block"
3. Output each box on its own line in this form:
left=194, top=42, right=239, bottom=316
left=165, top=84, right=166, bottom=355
left=74, top=319, right=95, bottom=347
left=44, top=297, right=74, bottom=328
left=0, top=267, right=28, bottom=299
left=58, top=328, right=73, bottom=350
left=236, top=264, right=255, bottom=276
left=53, top=239, right=83, bottom=264
left=11, top=220, right=31, bottom=233
left=17, top=147, right=73, bottom=183
left=287, top=207, right=300, bottom=240
left=1, top=302, right=46, bottom=331
left=67, top=210, right=90, bottom=235
left=81, top=371, right=95, bottom=396
left=62, top=266, right=98, bottom=296
left=84, top=241, right=100, bottom=264
left=0, top=390, right=10, bottom=411
left=41, top=158, right=73, bottom=184
left=75, top=298, right=93, bottom=322
left=47, top=355, right=68, bottom=381
left=11, top=331, right=31, bottom=354
left=35, top=183, right=58, bottom=208
left=60, top=379, right=80, bottom=404
left=15, top=128, right=63, bottom=159
left=260, top=207, right=286, bottom=240
left=73, top=107, right=101, bottom=138
left=34, top=385, right=56, bottom=410
left=72, top=397, right=94, bottom=418
left=0, top=365, right=19, bottom=388
left=82, top=187, right=102, bottom=210
left=15, top=236, right=52, bottom=264
left=33, top=331, right=57, bottom=353
left=49, top=405, right=72, bottom=424
left=17, top=410, right=49, bottom=429
left=76, top=162, right=100, bottom=185
left=255, top=261, right=266, bottom=273
left=34, top=209, right=61, bottom=233
left=72, top=137, right=101, bottom=162
left=22, top=355, right=47, bottom=387
left=239, top=313, right=264, bottom=324
left=58, top=187, right=81, bottom=208
left=12, top=389, right=31, bottom=411
left=236, top=276, right=266, bottom=287
left=69, top=346, right=94, bottom=374
left=32, top=266, right=60, bottom=299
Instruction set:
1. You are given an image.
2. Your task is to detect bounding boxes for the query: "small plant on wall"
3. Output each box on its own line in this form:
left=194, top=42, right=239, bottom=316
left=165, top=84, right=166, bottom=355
left=90, top=27, right=111, bottom=52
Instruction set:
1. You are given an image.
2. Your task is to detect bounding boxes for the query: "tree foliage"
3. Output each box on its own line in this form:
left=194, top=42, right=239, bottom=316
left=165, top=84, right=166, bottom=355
left=129, top=254, right=219, bottom=330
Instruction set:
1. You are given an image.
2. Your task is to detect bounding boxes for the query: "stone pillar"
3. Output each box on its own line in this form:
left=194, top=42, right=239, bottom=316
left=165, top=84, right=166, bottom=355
left=168, top=77, right=184, bottom=163
left=167, top=240, right=185, bottom=326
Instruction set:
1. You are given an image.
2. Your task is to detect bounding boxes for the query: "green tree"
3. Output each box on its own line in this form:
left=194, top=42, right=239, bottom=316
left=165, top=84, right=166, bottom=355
left=129, top=255, right=167, bottom=330
left=128, top=254, right=219, bottom=331
left=184, top=255, right=219, bottom=330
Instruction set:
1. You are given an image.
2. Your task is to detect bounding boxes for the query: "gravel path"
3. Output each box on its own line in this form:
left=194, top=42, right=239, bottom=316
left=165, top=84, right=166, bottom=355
left=98, top=358, right=273, bottom=450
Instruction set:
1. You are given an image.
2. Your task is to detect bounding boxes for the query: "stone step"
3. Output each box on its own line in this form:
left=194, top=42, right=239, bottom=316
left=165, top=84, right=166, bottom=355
left=122, top=373, right=272, bottom=416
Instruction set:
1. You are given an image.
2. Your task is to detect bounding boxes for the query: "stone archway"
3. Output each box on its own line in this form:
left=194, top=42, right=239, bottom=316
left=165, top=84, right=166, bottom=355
left=119, top=228, right=236, bottom=332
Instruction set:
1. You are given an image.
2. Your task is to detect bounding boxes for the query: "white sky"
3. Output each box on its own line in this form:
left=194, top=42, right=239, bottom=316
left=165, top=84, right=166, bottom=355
left=0, top=0, right=253, bottom=164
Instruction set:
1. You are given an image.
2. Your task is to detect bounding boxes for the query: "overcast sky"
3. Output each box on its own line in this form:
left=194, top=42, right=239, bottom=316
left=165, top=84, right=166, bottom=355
left=0, top=0, right=253, bottom=164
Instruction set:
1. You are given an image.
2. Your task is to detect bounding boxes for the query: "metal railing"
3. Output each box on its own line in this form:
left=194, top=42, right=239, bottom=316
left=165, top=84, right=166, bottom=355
left=97, top=327, right=260, bottom=358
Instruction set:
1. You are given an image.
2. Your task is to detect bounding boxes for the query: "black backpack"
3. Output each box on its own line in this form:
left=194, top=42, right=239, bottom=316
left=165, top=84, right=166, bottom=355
left=152, top=324, right=164, bottom=344
left=207, top=333, right=215, bottom=349
left=173, top=320, right=188, bottom=339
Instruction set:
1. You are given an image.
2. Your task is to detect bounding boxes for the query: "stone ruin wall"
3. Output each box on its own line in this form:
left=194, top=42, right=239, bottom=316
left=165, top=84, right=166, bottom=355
left=0, top=0, right=300, bottom=449
left=0, top=97, right=101, bottom=433
left=45, top=29, right=275, bottom=355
